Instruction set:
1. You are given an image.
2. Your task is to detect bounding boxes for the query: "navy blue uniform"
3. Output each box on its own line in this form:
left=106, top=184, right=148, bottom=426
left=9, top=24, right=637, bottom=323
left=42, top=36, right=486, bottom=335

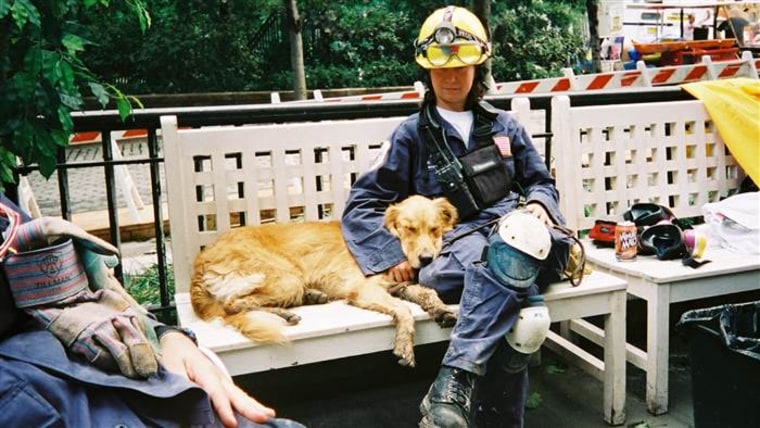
left=341, top=107, right=568, bottom=375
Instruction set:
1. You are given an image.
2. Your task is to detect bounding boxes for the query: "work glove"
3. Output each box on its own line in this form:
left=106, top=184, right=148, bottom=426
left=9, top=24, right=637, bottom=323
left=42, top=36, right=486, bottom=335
left=2, top=217, right=160, bottom=379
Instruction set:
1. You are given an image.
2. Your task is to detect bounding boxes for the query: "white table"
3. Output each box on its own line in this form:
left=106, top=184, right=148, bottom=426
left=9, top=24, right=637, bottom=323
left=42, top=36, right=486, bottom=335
left=581, top=242, right=760, bottom=415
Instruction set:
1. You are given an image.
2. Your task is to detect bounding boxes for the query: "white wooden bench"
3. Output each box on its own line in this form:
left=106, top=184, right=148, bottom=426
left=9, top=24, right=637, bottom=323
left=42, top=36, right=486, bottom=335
left=550, top=95, right=760, bottom=416
left=160, top=105, right=628, bottom=425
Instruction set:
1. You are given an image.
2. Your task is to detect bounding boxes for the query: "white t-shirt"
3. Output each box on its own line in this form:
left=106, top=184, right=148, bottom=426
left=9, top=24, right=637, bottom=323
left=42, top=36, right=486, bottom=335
left=437, top=107, right=474, bottom=148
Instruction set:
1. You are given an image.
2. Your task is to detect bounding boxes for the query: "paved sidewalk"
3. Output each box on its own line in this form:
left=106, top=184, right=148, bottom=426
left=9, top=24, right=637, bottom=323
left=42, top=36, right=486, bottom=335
left=240, top=324, right=697, bottom=428
left=237, top=292, right=760, bottom=428
left=24, top=139, right=162, bottom=218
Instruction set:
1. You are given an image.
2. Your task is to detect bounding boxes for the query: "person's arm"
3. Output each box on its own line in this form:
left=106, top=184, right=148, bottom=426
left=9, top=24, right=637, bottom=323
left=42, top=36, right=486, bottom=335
left=341, top=119, right=418, bottom=276
left=158, top=331, right=275, bottom=428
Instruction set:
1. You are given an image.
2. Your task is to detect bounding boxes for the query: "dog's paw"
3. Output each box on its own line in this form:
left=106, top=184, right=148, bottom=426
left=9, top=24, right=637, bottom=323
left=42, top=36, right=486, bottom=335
left=284, top=313, right=301, bottom=325
left=434, top=309, right=457, bottom=328
left=393, top=343, right=416, bottom=368
left=396, top=353, right=416, bottom=368
left=303, top=289, right=329, bottom=305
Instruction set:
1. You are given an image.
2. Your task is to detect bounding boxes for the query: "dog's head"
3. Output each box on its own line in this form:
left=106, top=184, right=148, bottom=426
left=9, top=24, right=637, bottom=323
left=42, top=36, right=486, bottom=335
left=384, top=195, right=458, bottom=268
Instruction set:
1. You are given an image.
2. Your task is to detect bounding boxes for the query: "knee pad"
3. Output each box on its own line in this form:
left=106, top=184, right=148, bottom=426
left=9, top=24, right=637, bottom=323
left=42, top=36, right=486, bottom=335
left=506, top=295, right=551, bottom=355
left=486, top=211, right=551, bottom=291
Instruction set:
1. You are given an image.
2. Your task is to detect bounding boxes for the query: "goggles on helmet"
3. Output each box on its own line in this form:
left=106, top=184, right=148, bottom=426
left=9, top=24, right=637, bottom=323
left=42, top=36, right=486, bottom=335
left=414, top=22, right=489, bottom=67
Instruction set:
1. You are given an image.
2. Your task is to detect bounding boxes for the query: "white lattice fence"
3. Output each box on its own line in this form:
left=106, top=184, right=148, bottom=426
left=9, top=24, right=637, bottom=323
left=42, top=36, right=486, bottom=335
left=552, top=96, right=744, bottom=232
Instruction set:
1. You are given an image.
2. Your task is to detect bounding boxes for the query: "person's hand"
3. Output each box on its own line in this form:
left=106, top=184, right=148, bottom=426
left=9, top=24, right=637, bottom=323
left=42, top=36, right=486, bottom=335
left=158, top=332, right=276, bottom=428
left=524, top=202, right=554, bottom=226
left=386, top=260, right=414, bottom=282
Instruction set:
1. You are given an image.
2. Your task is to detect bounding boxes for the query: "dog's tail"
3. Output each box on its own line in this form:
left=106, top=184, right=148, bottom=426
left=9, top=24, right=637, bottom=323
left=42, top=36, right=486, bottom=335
left=223, top=312, right=290, bottom=344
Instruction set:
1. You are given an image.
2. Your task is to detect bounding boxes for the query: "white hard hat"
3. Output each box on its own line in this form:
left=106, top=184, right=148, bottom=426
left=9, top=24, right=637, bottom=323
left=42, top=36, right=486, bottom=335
left=486, top=210, right=551, bottom=289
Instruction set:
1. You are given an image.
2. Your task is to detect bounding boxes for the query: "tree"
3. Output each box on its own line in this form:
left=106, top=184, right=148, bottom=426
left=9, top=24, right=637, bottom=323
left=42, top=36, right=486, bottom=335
left=284, top=0, right=306, bottom=100
left=81, top=0, right=270, bottom=94
left=472, top=0, right=495, bottom=91
left=490, top=0, right=586, bottom=81
left=77, top=1, right=585, bottom=94
left=586, top=0, right=602, bottom=73
left=0, top=0, right=149, bottom=186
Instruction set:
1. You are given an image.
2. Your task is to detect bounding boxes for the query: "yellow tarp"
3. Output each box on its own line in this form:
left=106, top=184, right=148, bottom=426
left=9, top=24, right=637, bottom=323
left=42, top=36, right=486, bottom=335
left=682, top=78, right=760, bottom=185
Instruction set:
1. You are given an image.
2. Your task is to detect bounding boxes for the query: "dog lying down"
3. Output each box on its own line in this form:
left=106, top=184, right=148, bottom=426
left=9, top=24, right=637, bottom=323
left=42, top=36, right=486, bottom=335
left=191, top=195, right=459, bottom=367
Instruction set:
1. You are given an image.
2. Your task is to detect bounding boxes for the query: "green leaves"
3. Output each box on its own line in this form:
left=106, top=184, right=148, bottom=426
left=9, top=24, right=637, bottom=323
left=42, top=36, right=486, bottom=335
left=1, top=0, right=148, bottom=185
left=10, top=0, right=40, bottom=29
left=62, top=34, right=85, bottom=53
left=0, top=148, right=18, bottom=185
left=88, top=82, right=109, bottom=107
left=126, top=0, right=150, bottom=33
left=525, top=392, right=543, bottom=409
left=0, top=1, right=11, bottom=19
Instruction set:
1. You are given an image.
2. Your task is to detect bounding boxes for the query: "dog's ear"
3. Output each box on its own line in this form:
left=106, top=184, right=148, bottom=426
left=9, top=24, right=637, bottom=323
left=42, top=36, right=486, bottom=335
left=434, top=198, right=458, bottom=231
left=384, top=204, right=401, bottom=237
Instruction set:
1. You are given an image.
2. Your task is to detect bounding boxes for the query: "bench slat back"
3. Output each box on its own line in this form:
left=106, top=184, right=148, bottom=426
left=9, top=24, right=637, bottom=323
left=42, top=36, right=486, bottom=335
left=161, top=100, right=545, bottom=295
left=551, top=95, right=744, bottom=232
left=161, top=116, right=405, bottom=293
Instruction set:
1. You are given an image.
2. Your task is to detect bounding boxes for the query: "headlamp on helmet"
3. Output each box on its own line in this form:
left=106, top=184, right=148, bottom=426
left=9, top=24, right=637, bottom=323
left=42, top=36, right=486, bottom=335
left=433, top=22, right=457, bottom=45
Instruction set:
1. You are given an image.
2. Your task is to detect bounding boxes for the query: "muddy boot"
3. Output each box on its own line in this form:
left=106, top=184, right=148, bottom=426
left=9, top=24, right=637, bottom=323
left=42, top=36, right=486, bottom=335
left=419, top=366, right=477, bottom=428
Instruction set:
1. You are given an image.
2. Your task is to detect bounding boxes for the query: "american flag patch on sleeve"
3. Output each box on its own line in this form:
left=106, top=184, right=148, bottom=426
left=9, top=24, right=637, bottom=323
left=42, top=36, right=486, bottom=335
left=493, top=135, right=511, bottom=157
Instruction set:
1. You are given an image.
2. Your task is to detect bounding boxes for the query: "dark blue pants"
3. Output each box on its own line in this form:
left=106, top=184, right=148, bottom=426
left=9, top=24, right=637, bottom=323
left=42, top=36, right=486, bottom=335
left=419, top=224, right=570, bottom=425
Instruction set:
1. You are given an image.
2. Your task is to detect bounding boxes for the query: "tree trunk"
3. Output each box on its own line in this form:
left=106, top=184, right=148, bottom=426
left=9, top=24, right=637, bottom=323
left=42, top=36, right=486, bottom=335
left=284, top=0, right=307, bottom=100
left=586, top=0, right=601, bottom=74
left=472, top=0, right=496, bottom=92
left=471, top=0, right=496, bottom=92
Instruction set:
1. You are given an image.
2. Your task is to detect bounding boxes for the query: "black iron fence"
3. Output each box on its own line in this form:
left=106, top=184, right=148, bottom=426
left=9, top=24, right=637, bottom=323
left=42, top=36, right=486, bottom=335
left=9, top=87, right=691, bottom=323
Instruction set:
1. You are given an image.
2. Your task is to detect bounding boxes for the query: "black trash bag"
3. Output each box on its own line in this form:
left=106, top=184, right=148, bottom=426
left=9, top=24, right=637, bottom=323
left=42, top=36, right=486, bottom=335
left=677, top=301, right=760, bottom=428
left=677, top=301, right=760, bottom=361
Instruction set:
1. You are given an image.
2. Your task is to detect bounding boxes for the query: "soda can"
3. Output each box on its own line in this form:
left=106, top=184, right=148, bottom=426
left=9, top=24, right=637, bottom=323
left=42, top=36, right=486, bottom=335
left=615, top=221, right=638, bottom=262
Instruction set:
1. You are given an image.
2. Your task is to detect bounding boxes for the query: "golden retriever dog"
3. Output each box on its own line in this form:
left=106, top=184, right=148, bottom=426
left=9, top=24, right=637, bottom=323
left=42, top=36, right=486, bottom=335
left=190, top=195, right=459, bottom=367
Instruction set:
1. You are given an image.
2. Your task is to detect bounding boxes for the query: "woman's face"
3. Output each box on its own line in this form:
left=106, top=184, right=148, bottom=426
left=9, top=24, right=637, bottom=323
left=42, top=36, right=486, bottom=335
left=429, top=65, right=475, bottom=112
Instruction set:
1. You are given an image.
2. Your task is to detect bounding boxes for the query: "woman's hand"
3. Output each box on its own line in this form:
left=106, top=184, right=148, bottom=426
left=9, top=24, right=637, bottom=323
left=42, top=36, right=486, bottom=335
left=386, top=260, right=414, bottom=282
left=159, top=331, right=276, bottom=428
left=524, top=202, right=554, bottom=226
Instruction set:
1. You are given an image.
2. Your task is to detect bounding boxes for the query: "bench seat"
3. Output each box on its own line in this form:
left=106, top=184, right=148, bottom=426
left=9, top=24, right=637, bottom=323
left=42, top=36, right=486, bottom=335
left=175, top=271, right=627, bottom=375
left=161, top=105, right=629, bottom=425
left=175, top=270, right=628, bottom=424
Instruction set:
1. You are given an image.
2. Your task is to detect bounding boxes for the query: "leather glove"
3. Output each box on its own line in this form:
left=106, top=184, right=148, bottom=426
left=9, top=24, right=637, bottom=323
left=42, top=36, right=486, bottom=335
left=3, top=217, right=160, bottom=378
left=563, top=241, right=592, bottom=279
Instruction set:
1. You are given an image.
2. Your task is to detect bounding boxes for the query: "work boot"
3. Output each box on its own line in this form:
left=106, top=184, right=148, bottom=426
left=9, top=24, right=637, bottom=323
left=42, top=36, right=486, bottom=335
left=419, top=366, right=477, bottom=428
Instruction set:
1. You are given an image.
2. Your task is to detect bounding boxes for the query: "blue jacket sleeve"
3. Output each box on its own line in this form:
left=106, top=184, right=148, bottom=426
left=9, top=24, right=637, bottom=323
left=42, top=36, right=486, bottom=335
left=341, top=117, right=420, bottom=276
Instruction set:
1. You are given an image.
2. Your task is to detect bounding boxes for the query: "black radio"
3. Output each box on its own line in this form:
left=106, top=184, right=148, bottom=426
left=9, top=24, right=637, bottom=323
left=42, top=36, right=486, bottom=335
left=432, top=159, right=481, bottom=219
